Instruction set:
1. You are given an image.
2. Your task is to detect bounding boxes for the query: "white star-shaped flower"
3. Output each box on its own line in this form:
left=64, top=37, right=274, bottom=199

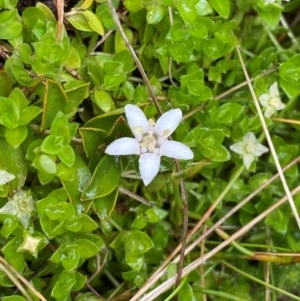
left=259, top=82, right=285, bottom=118
left=0, top=170, right=15, bottom=185
left=0, top=190, right=35, bottom=228
left=105, top=104, right=194, bottom=185
left=230, top=132, right=269, bottom=169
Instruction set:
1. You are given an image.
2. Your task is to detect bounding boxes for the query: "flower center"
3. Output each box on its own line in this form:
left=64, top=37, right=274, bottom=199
left=244, top=143, right=255, bottom=154
left=269, top=97, right=279, bottom=108
left=141, top=134, right=157, bottom=152
left=137, top=119, right=160, bottom=154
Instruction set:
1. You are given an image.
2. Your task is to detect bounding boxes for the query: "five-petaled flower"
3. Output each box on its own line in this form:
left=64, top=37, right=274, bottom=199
left=229, top=132, right=269, bottom=169
left=0, top=170, right=15, bottom=185
left=259, top=82, right=285, bottom=118
left=0, top=190, right=35, bottom=228
left=105, top=104, right=194, bottom=185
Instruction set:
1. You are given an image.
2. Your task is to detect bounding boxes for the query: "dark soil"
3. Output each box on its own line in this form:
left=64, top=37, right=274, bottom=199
left=17, top=0, right=79, bottom=14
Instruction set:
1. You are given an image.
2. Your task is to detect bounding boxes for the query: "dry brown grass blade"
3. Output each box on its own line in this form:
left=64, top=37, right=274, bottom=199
left=139, top=185, right=300, bottom=301
left=235, top=44, right=300, bottom=230
left=55, top=0, right=64, bottom=41
left=131, top=156, right=300, bottom=301
left=0, top=256, right=47, bottom=301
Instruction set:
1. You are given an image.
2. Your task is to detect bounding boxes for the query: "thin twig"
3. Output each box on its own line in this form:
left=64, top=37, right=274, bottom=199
left=119, top=187, right=153, bottom=207
left=106, top=0, right=161, bottom=115
left=139, top=185, right=300, bottom=301
left=236, top=44, right=300, bottom=230
left=107, top=0, right=189, bottom=290
left=280, top=16, right=300, bottom=48
left=130, top=156, right=300, bottom=301
left=200, top=225, right=207, bottom=301
left=168, top=7, right=177, bottom=87
left=92, top=30, right=114, bottom=52
left=85, top=282, right=106, bottom=300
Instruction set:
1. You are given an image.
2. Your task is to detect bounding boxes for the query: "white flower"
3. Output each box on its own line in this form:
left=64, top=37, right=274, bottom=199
left=105, top=104, right=194, bottom=185
left=0, top=170, right=15, bottom=185
left=259, top=82, right=285, bottom=118
left=18, top=231, right=46, bottom=258
left=230, top=132, right=269, bottom=169
left=0, top=190, right=35, bottom=228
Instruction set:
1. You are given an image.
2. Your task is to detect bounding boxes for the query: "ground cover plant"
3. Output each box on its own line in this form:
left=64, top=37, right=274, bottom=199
left=0, top=0, right=300, bottom=300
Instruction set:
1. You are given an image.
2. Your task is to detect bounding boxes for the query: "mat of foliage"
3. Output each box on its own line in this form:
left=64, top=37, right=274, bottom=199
left=0, top=0, right=300, bottom=300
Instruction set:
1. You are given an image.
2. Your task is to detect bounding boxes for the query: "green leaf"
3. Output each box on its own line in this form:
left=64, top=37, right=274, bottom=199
left=146, top=5, right=164, bottom=24
left=75, top=239, right=100, bottom=258
left=124, top=0, right=144, bottom=13
left=195, top=0, right=213, bottom=16
left=93, top=90, right=114, bottom=112
left=41, top=135, right=64, bottom=155
left=96, top=2, right=117, bottom=30
left=82, top=155, right=121, bottom=200
left=0, top=138, right=27, bottom=190
left=81, top=10, right=105, bottom=35
left=45, top=202, right=75, bottom=221
left=65, top=216, right=83, bottom=232
left=145, top=207, right=168, bottom=223
left=215, top=103, right=244, bottom=124
left=198, top=129, right=231, bottom=162
left=72, top=271, right=87, bottom=291
left=5, top=125, right=27, bottom=147
left=0, top=18, right=22, bottom=39
left=34, top=154, right=57, bottom=175
left=19, top=106, right=43, bottom=125
left=57, top=145, right=76, bottom=167
left=80, top=214, right=98, bottom=232
left=66, top=12, right=94, bottom=32
left=51, top=270, right=76, bottom=299
left=266, top=208, right=289, bottom=234
left=257, top=2, right=282, bottom=28
left=0, top=217, right=18, bottom=238
left=58, top=155, right=92, bottom=209
left=94, top=187, right=118, bottom=220
left=3, top=296, right=27, bottom=301
left=178, top=282, right=197, bottom=301
left=177, top=0, right=198, bottom=23
left=40, top=80, right=68, bottom=131
left=22, top=6, right=46, bottom=29
left=209, top=0, right=231, bottom=18
left=0, top=69, right=12, bottom=97
left=124, top=230, right=154, bottom=255
left=168, top=43, right=194, bottom=63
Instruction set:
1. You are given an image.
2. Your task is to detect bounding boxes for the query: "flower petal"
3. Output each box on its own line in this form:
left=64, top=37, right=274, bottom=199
left=105, top=138, right=140, bottom=156
left=154, top=109, right=182, bottom=140
left=243, top=132, right=256, bottom=144
left=243, top=154, right=254, bottom=169
left=254, top=143, right=269, bottom=157
left=259, top=93, right=269, bottom=107
left=269, top=82, right=279, bottom=97
left=0, top=170, right=15, bottom=185
left=277, top=102, right=286, bottom=110
left=0, top=201, right=18, bottom=215
left=139, top=153, right=160, bottom=186
left=160, top=141, right=194, bottom=160
left=125, top=104, right=149, bottom=140
left=264, top=106, right=275, bottom=118
left=229, top=142, right=244, bottom=155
